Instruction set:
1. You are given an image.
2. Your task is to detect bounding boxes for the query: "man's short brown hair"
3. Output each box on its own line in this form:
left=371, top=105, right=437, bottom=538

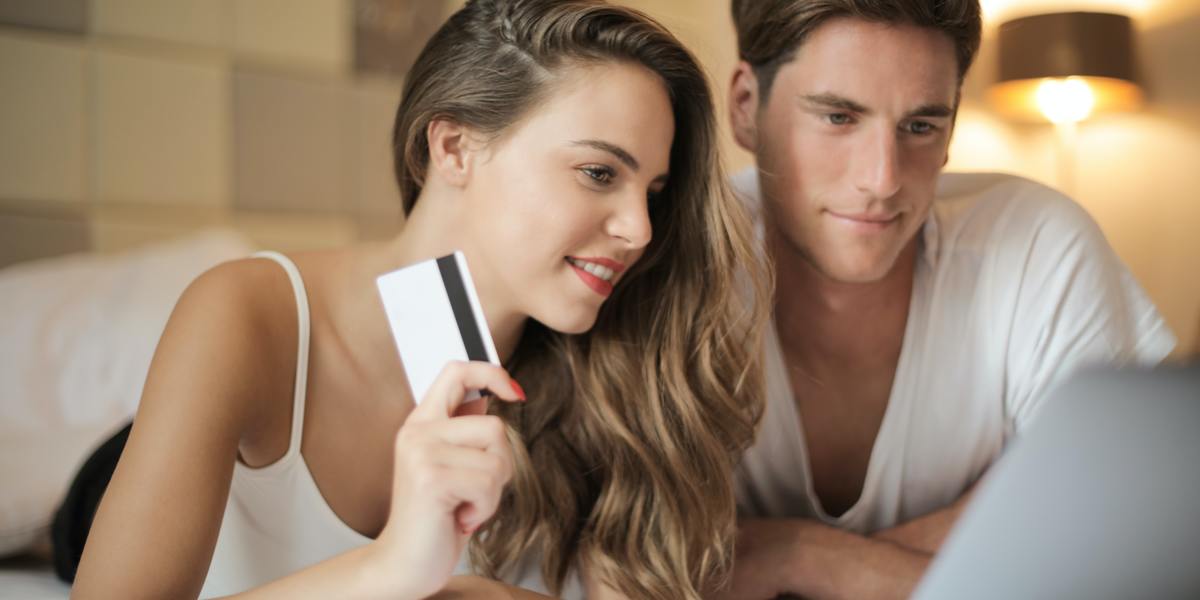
left=732, top=0, right=982, bottom=100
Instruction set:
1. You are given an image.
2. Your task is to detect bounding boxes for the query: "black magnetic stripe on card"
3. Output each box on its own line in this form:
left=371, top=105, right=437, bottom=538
left=436, top=255, right=489, bottom=362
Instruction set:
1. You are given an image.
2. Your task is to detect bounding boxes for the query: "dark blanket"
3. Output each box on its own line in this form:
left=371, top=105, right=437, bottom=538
left=51, top=421, right=132, bottom=583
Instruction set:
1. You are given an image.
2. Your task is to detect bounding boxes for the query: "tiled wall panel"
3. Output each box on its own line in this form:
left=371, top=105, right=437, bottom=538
left=0, top=32, right=87, bottom=203
left=93, top=47, right=231, bottom=207
left=0, top=0, right=87, bottom=34
left=233, top=69, right=348, bottom=214
left=0, top=212, right=91, bottom=268
left=91, top=0, right=228, bottom=47
left=233, top=0, right=351, bottom=72
left=352, top=0, right=452, bottom=77
left=348, top=80, right=403, bottom=238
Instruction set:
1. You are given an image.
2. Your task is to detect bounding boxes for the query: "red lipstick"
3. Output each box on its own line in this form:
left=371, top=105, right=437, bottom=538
left=565, top=256, right=624, bottom=298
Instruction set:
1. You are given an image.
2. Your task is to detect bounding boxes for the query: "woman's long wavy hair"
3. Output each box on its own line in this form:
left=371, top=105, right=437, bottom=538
left=392, top=1, right=771, bottom=597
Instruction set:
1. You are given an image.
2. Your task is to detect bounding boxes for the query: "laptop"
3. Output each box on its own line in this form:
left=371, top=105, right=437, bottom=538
left=913, top=365, right=1200, bottom=600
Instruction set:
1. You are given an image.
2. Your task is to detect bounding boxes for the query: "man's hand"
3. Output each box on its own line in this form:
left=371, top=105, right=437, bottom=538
left=427, top=576, right=555, bottom=599
left=871, top=484, right=979, bottom=554
left=713, top=483, right=980, bottom=600
left=713, top=518, right=934, bottom=600
left=708, top=519, right=809, bottom=600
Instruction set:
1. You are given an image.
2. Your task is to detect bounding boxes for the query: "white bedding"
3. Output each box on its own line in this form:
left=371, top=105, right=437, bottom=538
left=0, top=229, right=256, bottom=559
left=0, top=561, right=69, bottom=599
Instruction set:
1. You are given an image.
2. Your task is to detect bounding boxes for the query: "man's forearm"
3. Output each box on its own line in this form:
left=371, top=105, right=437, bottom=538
left=783, top=520, right=931, bottom=600
left=777, top=490, right=978, bottom=600
left=723, top=489, right=978, bottom=600
left=428, top=576, right=555, bottom=599
left=871, top=485, right=978, bottom=554
left=787, top=484, right=974, bottom=597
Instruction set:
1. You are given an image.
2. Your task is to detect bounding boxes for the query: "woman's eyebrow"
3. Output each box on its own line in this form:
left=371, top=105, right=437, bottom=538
left=571, top=139, right=640, bottom=171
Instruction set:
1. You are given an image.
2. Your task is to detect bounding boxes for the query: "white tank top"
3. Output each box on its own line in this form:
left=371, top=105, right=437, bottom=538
left=198, top=252, right=582, bottom=598
left=200, top=251, right=373, bottom=597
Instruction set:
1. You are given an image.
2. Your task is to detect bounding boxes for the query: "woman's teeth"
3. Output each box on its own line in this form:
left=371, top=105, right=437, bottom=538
left=568, top=258, right=615, bottom=282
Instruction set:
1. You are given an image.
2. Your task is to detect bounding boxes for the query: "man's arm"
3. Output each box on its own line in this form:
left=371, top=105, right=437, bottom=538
left=428, top=576, right=555, bottom=599
left=715, top=518, right=929, bottom=600
left=870, top=484, right=977, bottom=554
left=716, top=488, right=977, bottom=600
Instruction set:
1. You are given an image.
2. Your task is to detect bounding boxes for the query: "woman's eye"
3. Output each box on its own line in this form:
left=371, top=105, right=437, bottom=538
left=581, top=166, right=615, bottom=185
left=827, top=113, right=853, bottom=125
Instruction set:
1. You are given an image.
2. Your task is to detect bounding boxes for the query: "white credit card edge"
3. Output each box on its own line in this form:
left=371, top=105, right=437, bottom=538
left=453, top=250, right=502, bottom=365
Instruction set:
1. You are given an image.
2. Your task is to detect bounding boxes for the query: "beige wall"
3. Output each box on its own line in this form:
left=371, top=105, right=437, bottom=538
left=0, top=0, right=407, bottom=265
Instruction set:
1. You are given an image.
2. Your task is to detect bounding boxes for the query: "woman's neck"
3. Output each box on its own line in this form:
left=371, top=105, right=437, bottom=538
left=384, top=191, right=527, bottom=363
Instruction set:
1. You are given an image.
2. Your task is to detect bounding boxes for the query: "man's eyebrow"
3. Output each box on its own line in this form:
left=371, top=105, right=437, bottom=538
left=800, top=94, right=956, bottom=119
left=800, top=93, right=869, bottom=114
left=571, top=139, right=639, bottom=171
left=907, top=103, right=955, bottom=119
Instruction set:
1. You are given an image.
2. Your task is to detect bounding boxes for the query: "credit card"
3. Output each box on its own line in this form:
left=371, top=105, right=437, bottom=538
left=376, top=251, right=500, bottom=404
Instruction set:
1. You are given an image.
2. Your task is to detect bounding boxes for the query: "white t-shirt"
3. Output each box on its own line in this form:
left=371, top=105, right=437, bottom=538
left=733, top=169, right=1177, bottom=534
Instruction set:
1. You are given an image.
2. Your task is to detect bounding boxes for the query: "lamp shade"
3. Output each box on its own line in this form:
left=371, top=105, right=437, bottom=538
left=990, top=12, right=1143, bottom=122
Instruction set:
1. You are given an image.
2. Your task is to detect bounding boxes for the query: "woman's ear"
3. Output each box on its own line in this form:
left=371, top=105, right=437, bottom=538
left=426, top=119, right=474, bottom=188
left=729, top=61, right=761, bottom=153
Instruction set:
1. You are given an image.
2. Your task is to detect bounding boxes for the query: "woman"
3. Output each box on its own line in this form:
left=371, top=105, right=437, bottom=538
left=72, top=1, right=768, bottom=598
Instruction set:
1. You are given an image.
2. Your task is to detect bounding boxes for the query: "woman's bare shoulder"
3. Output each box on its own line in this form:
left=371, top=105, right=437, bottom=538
left=141, top=255, right=306, bottom=436
left=188, top=255, right=301, bottom=329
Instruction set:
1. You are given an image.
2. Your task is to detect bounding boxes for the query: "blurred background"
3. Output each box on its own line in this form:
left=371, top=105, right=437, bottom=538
left=1, top=0, right=1198, bottom=354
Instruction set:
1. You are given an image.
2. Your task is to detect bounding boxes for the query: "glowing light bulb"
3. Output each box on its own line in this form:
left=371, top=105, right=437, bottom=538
left=1035, top=77, right=1096, bottom=124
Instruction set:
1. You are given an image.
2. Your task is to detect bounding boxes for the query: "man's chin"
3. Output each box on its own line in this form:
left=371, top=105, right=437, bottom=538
left=812, top=254, right=901, bottom=285
left=770, top=227, right=907, bottom=284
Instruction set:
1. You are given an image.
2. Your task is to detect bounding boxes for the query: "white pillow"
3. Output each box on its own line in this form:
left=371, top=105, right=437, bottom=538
left=0, top=426, right=119, bottom=558
left=0, top=229, right=255, bottom=557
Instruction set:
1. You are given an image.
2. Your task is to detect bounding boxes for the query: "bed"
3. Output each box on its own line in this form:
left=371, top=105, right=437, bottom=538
left=0, top=556, right=69, bottom=599
left=0, top=227, right=262, bottom=598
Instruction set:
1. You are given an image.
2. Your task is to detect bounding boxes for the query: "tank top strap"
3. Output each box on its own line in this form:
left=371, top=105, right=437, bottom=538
left=252, top=251, right=311, bottom=463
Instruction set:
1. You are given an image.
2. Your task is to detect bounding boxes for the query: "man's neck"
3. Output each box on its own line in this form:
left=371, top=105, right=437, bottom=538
left=771, top=231, right=918, bottom=372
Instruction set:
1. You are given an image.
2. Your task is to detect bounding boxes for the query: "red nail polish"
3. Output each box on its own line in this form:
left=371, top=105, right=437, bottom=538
left=510, top=380, right=526, bottom=401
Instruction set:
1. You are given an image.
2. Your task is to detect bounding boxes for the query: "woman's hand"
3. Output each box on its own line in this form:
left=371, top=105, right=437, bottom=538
left=374, top=361, right=526, bottom=599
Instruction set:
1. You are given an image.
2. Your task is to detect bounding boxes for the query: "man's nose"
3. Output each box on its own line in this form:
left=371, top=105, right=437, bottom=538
left=853, top=126, right=902, bottom=201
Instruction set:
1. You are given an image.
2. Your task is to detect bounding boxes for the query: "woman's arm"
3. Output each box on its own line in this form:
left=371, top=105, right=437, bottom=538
left=74, top=260, right=527, bottom=598
left=73, top=261, right=292, bottom=598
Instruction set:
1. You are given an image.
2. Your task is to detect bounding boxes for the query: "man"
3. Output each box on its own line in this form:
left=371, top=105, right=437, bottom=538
left=719, top=1, right=1178, bottom=598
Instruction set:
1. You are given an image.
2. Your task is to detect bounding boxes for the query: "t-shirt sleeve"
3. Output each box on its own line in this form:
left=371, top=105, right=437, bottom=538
left=1000, top=187, right=1177, bottom=433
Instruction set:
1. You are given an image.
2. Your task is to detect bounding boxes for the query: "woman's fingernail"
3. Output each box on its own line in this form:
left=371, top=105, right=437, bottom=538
left=510, top=380, right=526, bottom=401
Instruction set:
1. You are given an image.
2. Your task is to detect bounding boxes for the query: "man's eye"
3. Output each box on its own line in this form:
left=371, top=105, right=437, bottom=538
left=907, top=121, right=936, bottom=135
left=827, top=113, right=852, bottom=125
left=581, top=166, right=614, bottom=184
